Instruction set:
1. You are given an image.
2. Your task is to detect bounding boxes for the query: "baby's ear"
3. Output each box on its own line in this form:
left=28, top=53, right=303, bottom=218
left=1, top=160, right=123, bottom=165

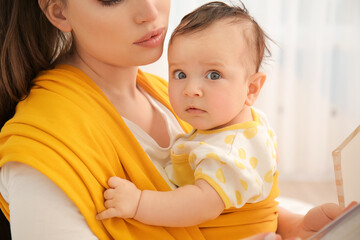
left=38, top=0, right=72, bottom=32
left=245, top=72, right=266, bottom=106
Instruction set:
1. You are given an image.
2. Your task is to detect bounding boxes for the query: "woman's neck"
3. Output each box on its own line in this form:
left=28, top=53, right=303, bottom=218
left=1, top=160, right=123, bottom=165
left=63, top=55, right=170, bottom=147
left=64, top=52, right=139, bottom=98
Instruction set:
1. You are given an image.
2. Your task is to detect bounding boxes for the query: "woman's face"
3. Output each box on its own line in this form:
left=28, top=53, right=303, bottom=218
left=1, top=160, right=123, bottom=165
left=61, top=0, right=170, bottom=67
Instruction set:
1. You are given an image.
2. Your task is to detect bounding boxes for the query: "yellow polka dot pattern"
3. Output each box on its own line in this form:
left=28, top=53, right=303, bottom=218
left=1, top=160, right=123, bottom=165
left=264, top=170, right=273, bottom=183
left=238, top=148, right=246, bottom=159
left=243, top=127, right=258, bottom=139
left=216, top=168, right=226, bottom=183
left=250, top=157, right=258, bottom=169
left=170, top=109, right=277, bottom=209
left=235, top=159, right=246, bottom=169
left=225, top=135, right=235, bottom=145
left=236, top=190, right=242, bottom=205
left=240, top=179, right=248, bottom=190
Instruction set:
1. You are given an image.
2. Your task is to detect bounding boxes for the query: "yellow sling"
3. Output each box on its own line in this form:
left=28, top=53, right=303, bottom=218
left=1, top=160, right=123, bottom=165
left=0, top=65, right=279, bottom=239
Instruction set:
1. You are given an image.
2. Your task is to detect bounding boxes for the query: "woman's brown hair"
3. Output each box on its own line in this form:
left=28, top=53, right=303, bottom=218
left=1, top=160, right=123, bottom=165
left=0, top=0, right=72, bottom=128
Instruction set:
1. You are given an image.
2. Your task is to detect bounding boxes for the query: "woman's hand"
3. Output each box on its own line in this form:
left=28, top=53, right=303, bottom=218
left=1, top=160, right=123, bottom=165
left=278, top=201, right=357, bottom=239
left=96, top=177, right=141, bottom=220
left=297, top=201, right=357, bottom=238
left=242, top=232, right=304, bottom=240
left=242, top=232, right=281, bottom=240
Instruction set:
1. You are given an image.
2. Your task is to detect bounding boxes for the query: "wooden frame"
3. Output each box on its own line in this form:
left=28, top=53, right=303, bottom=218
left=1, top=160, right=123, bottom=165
left=332, top=125, right=360, bottom=207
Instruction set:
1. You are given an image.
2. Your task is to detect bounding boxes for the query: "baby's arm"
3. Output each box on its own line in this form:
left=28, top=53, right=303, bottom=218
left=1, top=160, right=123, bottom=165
left=96, top=176, right=225, bottom=227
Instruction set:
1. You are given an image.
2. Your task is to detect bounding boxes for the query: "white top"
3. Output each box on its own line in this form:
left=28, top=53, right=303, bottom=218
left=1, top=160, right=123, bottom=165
left=0, top=89, right=184, bottom=240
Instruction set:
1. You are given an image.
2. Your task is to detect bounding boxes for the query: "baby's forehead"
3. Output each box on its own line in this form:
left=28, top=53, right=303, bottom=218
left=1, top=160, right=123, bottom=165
left=172, top=18, right=253, bottom=43
left=169, top=29, right=252, bottom=66
left=170, top=21, right=251, bottom=55
left=170, top=19, right=257, bottom=72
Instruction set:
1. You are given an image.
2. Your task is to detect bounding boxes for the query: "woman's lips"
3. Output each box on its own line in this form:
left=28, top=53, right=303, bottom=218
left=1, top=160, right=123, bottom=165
left=134, top=28, right=165, bottom=48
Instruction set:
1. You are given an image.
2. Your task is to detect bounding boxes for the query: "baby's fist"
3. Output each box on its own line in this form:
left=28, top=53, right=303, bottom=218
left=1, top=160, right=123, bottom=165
left=96, top=177, right=142, bottom=220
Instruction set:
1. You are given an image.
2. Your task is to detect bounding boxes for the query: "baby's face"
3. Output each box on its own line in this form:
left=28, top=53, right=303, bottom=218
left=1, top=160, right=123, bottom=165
left=168, top=19, right=252, bottom=130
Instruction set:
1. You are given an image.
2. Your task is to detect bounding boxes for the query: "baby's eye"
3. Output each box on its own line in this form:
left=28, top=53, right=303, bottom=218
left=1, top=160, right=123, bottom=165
left=206, top=71, right=221, bottom=80
left=174, top=71, right=187, bottom=79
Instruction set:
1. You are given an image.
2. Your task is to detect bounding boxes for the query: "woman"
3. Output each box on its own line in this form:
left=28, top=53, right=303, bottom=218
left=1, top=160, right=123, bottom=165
left=0, top=0, right=351, bottom=239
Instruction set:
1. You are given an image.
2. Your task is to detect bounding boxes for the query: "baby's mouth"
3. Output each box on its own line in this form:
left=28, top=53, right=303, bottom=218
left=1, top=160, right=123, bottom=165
left=186, top=106, right=206, bottom=114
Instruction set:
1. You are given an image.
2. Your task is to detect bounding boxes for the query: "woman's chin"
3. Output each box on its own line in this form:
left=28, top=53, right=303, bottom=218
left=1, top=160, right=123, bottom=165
left=139, top=50, right=164, bottom=66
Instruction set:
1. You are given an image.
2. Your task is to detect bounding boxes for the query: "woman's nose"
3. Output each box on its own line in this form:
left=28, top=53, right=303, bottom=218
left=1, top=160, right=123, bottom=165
left=134, top=0, right=159, bottom=24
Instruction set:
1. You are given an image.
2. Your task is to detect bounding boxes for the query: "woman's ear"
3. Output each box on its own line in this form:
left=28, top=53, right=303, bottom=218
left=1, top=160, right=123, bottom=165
left=38, top=0, right=72, bottom=32
left=245, top=72, right=266, bottom=106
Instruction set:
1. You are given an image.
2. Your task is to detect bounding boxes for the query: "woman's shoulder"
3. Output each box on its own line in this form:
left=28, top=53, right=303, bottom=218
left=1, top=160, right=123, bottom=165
left=6, top=64, right=115, bottom=130
left=34, top=64, right=96, bottom=89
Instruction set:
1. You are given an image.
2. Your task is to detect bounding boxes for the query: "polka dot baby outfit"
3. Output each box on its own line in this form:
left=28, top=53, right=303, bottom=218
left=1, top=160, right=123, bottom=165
left=167, top=108, right=278, bottom=209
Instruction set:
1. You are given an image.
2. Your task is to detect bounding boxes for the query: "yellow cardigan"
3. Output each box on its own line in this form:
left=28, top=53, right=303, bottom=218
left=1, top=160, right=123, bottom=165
left=0, top=65, right=279, bottom=239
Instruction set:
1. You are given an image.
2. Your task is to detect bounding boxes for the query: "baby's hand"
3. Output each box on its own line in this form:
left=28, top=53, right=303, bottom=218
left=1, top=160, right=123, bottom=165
left=96, top=176, right=141, bottom=220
